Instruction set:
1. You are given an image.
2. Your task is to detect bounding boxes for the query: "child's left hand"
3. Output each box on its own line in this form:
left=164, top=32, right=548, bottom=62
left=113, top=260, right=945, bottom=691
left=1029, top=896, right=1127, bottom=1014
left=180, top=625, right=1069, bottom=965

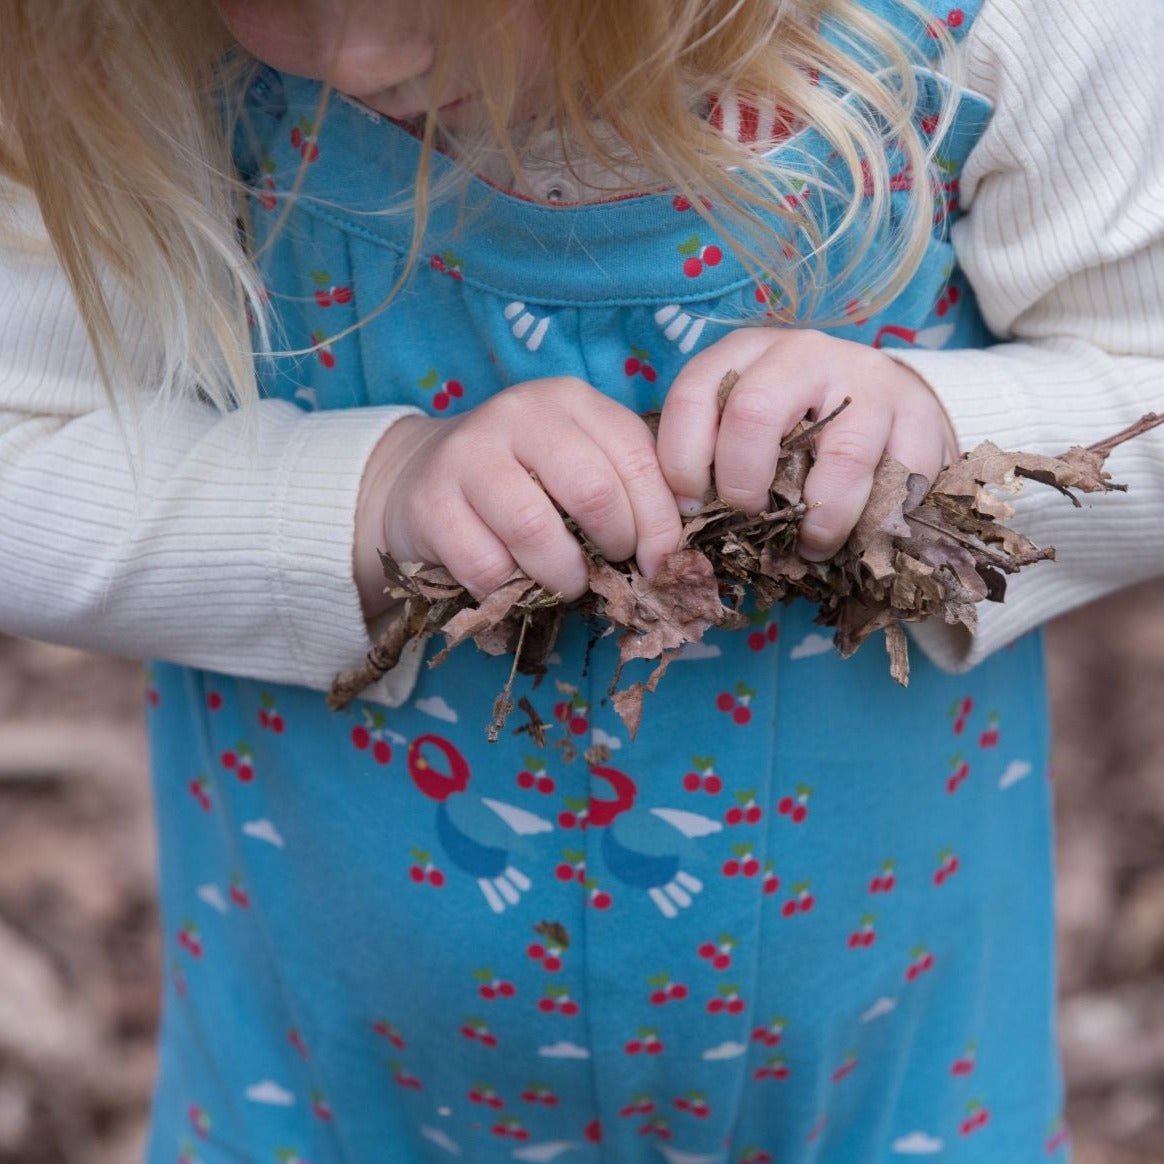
left=655, top=328, right=961, bottom=561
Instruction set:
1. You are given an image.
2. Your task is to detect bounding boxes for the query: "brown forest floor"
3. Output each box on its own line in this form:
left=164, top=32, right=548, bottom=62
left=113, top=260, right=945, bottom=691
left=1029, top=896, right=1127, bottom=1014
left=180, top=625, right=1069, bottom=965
left=0, top=584, right=1162, bottom=1163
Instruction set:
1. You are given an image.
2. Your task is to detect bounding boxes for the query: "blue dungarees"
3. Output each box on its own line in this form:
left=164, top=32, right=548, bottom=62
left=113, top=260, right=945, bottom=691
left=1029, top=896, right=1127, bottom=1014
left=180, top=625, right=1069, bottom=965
left=144, top=2, right=1071, bottom=1160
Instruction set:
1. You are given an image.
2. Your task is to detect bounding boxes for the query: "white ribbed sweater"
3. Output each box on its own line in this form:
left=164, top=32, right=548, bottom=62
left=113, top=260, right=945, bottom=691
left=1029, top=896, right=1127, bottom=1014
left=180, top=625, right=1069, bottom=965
left=1, top=0, right=1162, bottom=708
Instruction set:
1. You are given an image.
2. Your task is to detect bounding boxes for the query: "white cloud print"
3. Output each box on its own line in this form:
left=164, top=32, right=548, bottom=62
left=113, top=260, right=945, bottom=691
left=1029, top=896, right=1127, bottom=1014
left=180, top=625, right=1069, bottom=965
left=246, top=1080, right=294, bottom=1106
left=790, top=632, right=834, bottom=660
left=590, top=727, right=622, bottom=751
left=702, top=1041, right=747, bottom=1061
left=538, top=1041, right=590, bottom=1060
left=415, top=695, right=458, bottom=723
left=892, top=1131, right=943, bottom=1155
left=242, top=819, right=284, bottom=848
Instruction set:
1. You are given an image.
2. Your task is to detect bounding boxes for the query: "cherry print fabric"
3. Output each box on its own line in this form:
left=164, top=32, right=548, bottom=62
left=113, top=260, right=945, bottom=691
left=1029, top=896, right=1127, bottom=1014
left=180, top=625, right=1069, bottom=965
left=144, top=3, right=1072, bottom=1161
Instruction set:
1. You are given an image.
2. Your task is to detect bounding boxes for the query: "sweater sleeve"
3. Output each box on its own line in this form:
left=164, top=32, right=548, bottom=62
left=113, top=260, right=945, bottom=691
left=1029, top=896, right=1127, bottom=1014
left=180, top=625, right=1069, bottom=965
left=883, top=0, right=1164, bottom=673
left=0, top=189, right=426, bottom=703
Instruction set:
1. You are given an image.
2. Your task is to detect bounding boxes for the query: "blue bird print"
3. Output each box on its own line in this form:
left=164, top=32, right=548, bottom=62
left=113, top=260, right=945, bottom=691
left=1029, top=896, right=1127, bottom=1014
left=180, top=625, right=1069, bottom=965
left=407, top=733, right=552, bottom=913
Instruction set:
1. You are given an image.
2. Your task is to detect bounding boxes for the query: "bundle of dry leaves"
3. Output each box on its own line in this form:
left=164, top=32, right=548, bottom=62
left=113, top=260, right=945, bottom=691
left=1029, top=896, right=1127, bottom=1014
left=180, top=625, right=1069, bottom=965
left=329, top=373, right=1161, bottom=740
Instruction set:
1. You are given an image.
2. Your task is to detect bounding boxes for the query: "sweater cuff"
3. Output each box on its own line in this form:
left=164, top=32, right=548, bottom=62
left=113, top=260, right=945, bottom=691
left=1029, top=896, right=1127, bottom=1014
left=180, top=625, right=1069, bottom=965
left=274, top=403, right=427, bottom=703
left=879, top=347, right=1045, bottom=673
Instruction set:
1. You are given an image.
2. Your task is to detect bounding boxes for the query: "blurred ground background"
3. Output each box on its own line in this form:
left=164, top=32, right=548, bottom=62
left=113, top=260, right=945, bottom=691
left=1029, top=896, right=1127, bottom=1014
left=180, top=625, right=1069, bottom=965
left=0, top=585, right=1162, bottom=1164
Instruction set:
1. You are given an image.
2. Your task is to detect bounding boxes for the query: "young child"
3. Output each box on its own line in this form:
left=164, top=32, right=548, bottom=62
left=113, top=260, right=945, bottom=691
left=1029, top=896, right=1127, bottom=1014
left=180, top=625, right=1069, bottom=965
left=1, top=0, right=1162, bottom=1161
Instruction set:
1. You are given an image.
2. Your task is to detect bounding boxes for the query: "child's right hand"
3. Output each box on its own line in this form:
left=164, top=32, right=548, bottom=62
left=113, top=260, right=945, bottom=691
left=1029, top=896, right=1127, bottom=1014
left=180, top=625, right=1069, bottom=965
left=355, top=378, right=684, bottom=619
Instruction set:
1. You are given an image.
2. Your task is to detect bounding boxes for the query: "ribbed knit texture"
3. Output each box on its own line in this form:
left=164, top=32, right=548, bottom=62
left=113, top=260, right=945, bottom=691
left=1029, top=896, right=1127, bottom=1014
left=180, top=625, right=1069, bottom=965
left=0, top=0, right=1161, bottom=696
left=891, top=0, right=1164, bottom=670
left=0, top=195, right=424, bottom=697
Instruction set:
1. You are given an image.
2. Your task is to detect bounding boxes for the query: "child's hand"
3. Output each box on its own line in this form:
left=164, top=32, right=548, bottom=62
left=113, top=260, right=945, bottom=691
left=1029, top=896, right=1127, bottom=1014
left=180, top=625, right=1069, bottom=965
left=356, top=378, right=683, bottom=618
left=654, top=328, right=961, bottom=561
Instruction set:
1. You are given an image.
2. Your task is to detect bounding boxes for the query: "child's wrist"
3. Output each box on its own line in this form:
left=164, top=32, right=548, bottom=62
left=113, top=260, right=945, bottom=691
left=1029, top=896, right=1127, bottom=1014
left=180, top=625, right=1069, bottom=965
left=354, top=414, right=431, bottom=623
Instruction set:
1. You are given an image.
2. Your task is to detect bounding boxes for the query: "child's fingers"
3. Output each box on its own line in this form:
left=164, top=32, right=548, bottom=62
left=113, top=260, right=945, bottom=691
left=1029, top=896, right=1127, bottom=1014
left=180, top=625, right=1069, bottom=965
left=797, top=401, right=893, bottom=561
left=712, top=363, right=816, bottom=514
left=569, top=410, right=683, bottom=578
left=466, top=460, right=592, bottom=600
left=511, top=426, right=639, bottom=566
left=656, top=328, right=779, bottom=505
left=884, top=410, right=948, bottom=495
left=423, top=490, right=525, bottom=601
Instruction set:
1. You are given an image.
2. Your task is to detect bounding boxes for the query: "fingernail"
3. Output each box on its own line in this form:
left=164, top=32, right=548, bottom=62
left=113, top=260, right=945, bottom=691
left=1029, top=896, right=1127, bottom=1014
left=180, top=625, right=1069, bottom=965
left=676, top=495, right=704, bottom=515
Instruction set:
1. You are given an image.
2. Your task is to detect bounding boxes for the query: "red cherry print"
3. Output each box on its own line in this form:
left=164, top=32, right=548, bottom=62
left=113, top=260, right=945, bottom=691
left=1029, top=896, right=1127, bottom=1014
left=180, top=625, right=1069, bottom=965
left=592, top=891, right=613, bottom=910
left=704, top=774, right=722, bottom=794
left=270, top=714, right=284, bottom=733
left=498, top=982, right=516, bottom=998
left=536, top=775, right=555, bottom=795
left=561, top=1000, right=579, bottom=1016
left=725, top=806, right=744, bottom=825
left=742, top=858, right=760, bottom=877
left=669, top=983, right=688, bottom=1000
left=673, top=195, right=692, bottom=211
left=698, top=941, right=716, bottom=959
left=747, top=631, right=766, bottom=651
left=641, top=365, right=657, bottom=383
left=716, top=692, right=735, bottom=712
left=428, top=869, right=445, bottom=887
left=777, top=796, right=793, bottom=815
left=745, top=805, right=762, bottom=824
left=683, top=772, right=701, bottom=792
left=206, top=691, right=223, bottom=711
left=318, top=348, right=336, bottom=369
left=799, top=893, right=815, bottom=911
left=713, top=953, right=731, bottom=970
left=517, top=770, right=535, bottom=789
left=409, top=866, right=425, bottom=883
left=646, top=1041, right=663, bottom=1055
left=767, top=623, right=779, bottom=641
left=290, top=126, right=303, bottom=149
left=791, top=804, right=807, bottom=823
left=625, top=1040, right=642, bottom=1054
left=569, top=716, right=588, bottom=735
left=781, top=900, right=797, bottom=918
left=314, top=289, right=332, bottom=308
left=683, top=256, right=703, bottom=278
left=543, top=955, right=562, bottom=972
left=558, top=811, right=577, bottom=828
left=373, top=740, right=392, bottom=765
left=236, top=763, right=254, bottom=782
left=722, top=859, right=740, bottom=877
left=527, top=942, right=546, bottom=960
left=555, top=863, right=574, bottom=882
left=732, top=706, right=752, bottom=725
left=650, top=991, right=668, bottom=1006
left=220, top=750, right=237, bottom=769
left=333, top=285, right=353, bottom=305
left=432, top=392, right=450, bottom=411
left=703, top=245, right=722, bottom=266
left=538, top=998, right=556, bottom=1013
left=624, top=356, right=641, bottom=376
left=947, top=8, right=964, bottom=28
left=351, top=725, right=370, bottom=750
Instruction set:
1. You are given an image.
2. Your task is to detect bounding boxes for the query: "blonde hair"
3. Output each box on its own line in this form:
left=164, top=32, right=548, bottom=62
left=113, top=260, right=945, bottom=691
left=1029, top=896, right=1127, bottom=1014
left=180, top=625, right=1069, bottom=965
left=0, top=0, right=962, bottom=438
